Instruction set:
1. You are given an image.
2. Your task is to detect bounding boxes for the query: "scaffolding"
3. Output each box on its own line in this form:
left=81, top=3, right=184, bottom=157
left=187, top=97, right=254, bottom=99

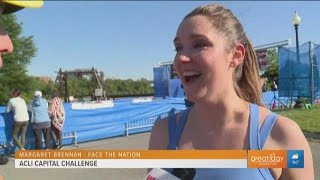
left=54, top=67, right=104, bottom=102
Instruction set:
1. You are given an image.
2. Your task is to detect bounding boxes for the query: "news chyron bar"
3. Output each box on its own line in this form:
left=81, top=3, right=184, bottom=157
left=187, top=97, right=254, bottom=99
left=15, top=150, right=304, bottom=169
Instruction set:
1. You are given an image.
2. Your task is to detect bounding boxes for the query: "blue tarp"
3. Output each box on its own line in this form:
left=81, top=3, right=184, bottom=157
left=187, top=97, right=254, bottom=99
left=153, top=65, right=185, bottom=98
left=153, top=66, right=170, bottom=97
left=261, top=91, right=291, bottom=108
left=261, top=91, right=320, bottom=108
left=0, top=98, right=187, bottom=151
left=168, top=79, right=184, bottom=98
left=2, top=92, right=315, bottom=152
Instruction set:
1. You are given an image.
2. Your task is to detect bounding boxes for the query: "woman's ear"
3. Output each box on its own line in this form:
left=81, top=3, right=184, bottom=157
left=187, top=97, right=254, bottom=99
left=230, top=43, right=245, bottom=67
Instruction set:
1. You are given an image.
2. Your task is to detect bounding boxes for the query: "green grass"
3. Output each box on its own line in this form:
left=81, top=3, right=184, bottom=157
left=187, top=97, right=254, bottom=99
left=273, top=104, right=320, bottom=134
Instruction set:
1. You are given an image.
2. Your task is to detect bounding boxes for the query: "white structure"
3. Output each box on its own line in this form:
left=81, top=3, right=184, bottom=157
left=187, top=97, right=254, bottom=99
left=71, top=100, right=114, bottom=110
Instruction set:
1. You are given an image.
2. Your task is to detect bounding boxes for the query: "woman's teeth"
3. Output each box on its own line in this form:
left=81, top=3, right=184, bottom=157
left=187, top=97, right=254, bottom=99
left=183, top=71, right=201, bottom=82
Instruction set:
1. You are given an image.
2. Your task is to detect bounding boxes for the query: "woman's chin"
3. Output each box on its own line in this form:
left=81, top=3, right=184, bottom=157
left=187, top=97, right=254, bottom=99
left=185, top=91, right=206, bottom=103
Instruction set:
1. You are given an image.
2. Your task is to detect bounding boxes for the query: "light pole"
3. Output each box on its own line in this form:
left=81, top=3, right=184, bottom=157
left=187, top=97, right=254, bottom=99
left=290, top=11, right=301, bottom=107
left=292, top=11, right=301, bottom=63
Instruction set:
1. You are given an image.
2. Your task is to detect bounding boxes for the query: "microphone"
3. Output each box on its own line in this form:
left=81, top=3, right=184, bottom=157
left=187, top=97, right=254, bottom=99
left=171, top=168, right=196, bottom=180
left=144, top=168, right=180, bottom=180
left=144, top=168, right=196, bottom=180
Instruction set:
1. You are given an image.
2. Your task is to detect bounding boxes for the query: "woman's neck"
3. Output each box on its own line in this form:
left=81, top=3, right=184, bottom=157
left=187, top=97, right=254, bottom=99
left=192, top=95, right=249, bottom=132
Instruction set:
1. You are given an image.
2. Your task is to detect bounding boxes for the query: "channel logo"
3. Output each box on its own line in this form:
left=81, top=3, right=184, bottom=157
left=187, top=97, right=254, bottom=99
left=287, top=150, right=304, bottom=168
left=248, top=150, right=287, bottom=168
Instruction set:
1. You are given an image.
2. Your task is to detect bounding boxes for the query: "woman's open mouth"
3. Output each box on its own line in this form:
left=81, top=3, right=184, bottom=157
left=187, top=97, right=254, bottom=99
left=183, top=71, right=202, bottom=83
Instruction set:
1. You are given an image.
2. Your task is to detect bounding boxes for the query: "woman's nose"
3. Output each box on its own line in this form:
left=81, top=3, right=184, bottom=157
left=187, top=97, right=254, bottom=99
left=175, top=50, right=192, bottom=63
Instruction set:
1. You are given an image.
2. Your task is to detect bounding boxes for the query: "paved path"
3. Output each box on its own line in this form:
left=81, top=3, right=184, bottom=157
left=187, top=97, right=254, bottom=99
left=0, top=133, right=319, bottom=180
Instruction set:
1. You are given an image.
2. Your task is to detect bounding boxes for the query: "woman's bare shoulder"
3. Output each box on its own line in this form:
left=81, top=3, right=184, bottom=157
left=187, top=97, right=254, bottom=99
left=274, top=116, right=314, bottom=179
left=270, top=115, right=307, bottom=148
left=257, top=106, right=308, bottom=148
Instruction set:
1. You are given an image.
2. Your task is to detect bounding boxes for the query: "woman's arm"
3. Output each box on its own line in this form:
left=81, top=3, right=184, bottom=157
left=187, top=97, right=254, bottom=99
left=5, top=99, right=12, bottom=113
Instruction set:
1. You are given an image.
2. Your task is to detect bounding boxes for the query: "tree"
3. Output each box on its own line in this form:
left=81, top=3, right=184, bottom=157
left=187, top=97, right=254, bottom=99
left=0, top=14, right=37, bottom=105
left=67, top=77, right=92, bottom=99
left=23, top=77, right=53, bottom=102
left=261, top=49, right=279, bottom=90
left=103, top=78, right=154, bottom=96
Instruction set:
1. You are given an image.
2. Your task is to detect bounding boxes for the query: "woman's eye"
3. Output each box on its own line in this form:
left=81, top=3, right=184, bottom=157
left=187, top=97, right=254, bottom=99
left=174, top=46, right=182, bottom=52
left=194, top=43, right=207, bottom=49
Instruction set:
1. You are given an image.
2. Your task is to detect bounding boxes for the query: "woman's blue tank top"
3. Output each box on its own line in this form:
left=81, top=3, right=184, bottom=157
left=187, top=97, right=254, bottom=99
left=166, top=103, right=278, bottom=180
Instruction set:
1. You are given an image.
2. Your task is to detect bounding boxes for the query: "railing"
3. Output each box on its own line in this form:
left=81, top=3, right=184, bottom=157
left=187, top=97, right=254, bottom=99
left=26, top=131, right=78, bottom=147
left=125, top=112, right=169, bottom=136
left=62, top=131, right=78, bottom=147
left=0, top=130, right=78, bottom=153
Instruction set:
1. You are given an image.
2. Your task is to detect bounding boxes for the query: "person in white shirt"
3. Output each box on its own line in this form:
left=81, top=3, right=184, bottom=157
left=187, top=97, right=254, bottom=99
left=6, top=89, right=29, bottom=150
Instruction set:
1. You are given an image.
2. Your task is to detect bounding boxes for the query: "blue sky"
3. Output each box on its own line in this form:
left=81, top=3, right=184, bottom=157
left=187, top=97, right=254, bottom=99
left=15, top=1, right=320, bottom=80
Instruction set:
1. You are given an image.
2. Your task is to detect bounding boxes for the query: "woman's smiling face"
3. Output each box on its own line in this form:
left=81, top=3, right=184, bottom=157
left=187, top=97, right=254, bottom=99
left=173, top=15, right=234, bottom=102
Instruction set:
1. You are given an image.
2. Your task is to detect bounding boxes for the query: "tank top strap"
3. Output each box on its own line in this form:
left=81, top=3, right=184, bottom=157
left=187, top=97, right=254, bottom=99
left=166, top=108, right=192, bottom=150
left=167, top=108, right=178, bottom=150
left=259, top=112, right=278, bottom=149
left=249, top=103, right=259, bottom=150
left=249, top=103, right=277, bottom=180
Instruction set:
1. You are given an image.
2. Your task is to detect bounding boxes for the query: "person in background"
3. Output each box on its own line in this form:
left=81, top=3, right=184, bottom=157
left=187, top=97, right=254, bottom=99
left=5, top=89, right=29, bottom=150
left=49, top=91, right=65, bottom=149
left=149, top=4, right=314, bottom=180
left=0, top=0, right=43, bottom=170
left=271, top=81, right=278, bottom=91
left=29, top=91, right=51, bottom=150
left=262, top=82, right=267, bottom=92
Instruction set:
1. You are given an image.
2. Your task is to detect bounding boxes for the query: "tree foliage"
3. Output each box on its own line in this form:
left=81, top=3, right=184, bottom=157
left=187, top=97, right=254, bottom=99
left=0, top=14, right=40, bottom=105
left=54, top=75, right=154, bottom=101
left=66, top=77, right=93, bottom=99
left=104, top=78, right=153, bottom=96
left=261, top=49, right=279, bottom=90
